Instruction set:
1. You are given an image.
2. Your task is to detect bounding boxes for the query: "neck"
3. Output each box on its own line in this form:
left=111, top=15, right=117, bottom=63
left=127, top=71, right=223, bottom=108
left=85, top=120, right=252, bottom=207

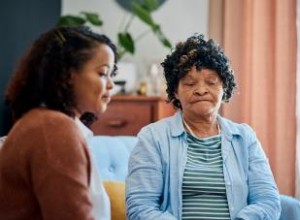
left=183, top=114, right=220, bottom=138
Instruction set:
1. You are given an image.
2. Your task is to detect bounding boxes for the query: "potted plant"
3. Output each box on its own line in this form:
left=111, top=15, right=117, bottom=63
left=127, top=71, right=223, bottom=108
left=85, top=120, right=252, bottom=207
left=57, top=0, right=171, bottom=60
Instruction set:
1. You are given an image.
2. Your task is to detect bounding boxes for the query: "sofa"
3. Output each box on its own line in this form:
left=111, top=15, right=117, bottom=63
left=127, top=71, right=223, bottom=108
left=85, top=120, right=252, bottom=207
left=88, top=136, right=137, bottom=220
left=88, top=136, right=137, bottom=182
left=88, top=135, right=300, bottom=220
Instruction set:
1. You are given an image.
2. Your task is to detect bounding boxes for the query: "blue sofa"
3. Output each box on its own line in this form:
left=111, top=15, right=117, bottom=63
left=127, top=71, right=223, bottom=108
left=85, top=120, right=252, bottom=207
left=88, top=135, right=137, bottom=181
left=88, top=135, right=300, bottom=220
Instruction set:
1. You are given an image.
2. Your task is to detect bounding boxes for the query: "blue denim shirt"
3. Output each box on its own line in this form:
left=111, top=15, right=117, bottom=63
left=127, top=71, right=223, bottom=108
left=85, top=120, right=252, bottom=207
left=126, top=111, right=281, bottom=220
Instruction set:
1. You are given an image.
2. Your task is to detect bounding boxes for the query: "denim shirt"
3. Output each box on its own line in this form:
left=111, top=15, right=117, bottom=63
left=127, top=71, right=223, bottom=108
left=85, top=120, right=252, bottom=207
left=126, top=111, right=281, bottom=220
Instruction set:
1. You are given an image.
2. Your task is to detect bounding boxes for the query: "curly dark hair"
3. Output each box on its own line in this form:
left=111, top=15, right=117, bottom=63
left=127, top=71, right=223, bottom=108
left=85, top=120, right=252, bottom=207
left=5, top=26, right=118, bottom=121
left=161, top=34, right=237, bottom=109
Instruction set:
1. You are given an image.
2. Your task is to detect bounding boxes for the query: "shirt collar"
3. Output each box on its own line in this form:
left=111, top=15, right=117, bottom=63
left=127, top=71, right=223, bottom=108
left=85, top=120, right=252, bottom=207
left=170, top=111, right=186, bottom=137
left=170, top=110, right=241, bottom=139
left=75, top=117, right=94, bottom=139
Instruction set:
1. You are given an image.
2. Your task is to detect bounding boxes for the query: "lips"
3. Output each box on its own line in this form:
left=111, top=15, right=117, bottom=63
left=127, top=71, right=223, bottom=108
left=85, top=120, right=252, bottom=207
left=191, top=99, right=211, bottom=104
left=101, top=95, right=111, bottom=103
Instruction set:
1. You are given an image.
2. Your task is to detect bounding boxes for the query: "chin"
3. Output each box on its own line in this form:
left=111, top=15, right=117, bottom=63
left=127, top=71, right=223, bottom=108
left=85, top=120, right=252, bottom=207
left=98, top=104, right=108, bottom=114
left=191, top=107, right=215, bottom=117
left=101, top=106, right=108, bottom=113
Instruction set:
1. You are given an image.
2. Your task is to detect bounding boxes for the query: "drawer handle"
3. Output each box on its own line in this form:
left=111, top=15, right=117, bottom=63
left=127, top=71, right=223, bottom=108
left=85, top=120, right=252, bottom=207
left=107, top=120, right=127, bottom=128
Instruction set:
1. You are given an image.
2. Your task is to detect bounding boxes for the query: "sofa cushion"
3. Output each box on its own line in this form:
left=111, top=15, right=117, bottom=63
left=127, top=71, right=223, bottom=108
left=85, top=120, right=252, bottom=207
left=103, top=181, right=126, bottom=220
left=88, top=136, right=137, bottom=181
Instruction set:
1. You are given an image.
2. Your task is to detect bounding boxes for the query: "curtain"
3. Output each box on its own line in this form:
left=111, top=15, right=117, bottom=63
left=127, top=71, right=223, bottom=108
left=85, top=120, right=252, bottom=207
left=296, top=0, right=300, bottom=199
left=209, top=0, right=297, bottom=196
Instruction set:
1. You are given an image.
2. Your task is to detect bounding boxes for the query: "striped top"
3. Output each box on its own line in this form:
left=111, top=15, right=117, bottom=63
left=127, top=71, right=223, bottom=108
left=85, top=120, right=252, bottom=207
left=182, top=133, right=230, bottom=220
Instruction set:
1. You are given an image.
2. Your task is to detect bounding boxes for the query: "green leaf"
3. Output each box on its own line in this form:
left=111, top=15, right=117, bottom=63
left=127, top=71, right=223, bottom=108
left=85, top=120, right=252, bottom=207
left=142, top=0, right=160, bottom=12
left=81, top=12, right=103, bottom=26
left=57, top=15, right=86, bottom=27
left=151, top=24, right=160, bottom=32
left=118, top=32, right=135, bottom=54
left=155, top=28, right=172, bottom=49
left=160, top=36, right=172, bottom=48
left=131, top=2, right=156, bottom=28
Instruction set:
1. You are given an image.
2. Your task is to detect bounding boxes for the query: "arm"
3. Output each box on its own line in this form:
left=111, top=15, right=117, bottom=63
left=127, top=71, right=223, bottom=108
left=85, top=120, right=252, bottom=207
left=126, top=127, right=176, bottom=220
left=29, top=115, right=94, bottom=220
left=235, top=125, right=281, bottom=220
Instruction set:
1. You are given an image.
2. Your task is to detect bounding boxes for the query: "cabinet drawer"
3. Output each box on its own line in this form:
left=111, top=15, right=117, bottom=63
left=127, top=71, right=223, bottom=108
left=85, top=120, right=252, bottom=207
left=91, top=102, right=153, bottom=135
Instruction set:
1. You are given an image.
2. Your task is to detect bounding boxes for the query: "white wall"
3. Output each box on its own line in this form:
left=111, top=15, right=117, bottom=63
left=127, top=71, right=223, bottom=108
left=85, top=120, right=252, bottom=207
left=62, top=0, right=208, bottom=93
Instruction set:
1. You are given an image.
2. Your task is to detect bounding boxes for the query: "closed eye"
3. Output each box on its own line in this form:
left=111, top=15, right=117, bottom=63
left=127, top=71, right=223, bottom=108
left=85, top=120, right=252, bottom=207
left=206, top=78, right=220, bottom=85
left=184, top=83, right=195, bottom=86
left=183, top=80, right=196, bottom=86
left=207, top=81, right=217, bottom=85
left=98, top=72, right=107, bottom=78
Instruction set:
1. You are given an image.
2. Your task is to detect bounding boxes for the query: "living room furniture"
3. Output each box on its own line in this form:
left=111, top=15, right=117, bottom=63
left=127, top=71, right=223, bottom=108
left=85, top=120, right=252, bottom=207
left=88, top=135, right=300, bottom=220
left=88, top=136, right=137, bottom=181
left=90, top=95, right=175, bottom=136
left=88, top=136, right=137, bottom=220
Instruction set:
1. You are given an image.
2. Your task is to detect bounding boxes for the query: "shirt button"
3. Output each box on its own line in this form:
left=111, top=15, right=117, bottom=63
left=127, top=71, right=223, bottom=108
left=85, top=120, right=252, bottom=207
left=227, top=182, right=231, bottom=185
left=108, top=166, right=114, bottom=172
left=231, top=207, right=234, bottom=211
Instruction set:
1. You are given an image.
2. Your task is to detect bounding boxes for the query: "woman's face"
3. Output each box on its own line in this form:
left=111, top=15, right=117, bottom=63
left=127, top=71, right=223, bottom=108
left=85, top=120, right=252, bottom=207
left=71, top=43, right=115, bottom=117
left=175, top=66, right=224, bottom=119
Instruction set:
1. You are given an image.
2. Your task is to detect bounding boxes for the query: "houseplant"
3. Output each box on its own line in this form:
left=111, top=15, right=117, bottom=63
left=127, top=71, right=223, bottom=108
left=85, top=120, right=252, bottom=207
left=57, top=0, right=171, bottom=60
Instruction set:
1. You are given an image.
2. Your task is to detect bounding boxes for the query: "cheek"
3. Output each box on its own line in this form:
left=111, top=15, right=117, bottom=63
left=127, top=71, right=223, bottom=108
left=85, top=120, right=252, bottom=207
left=97, top=78, right=106, bottom=95
left=176, top=85, right=191, bottom=97
left=216, top=88, right=224, bottom=101
left=91, top=78, right=104, bottom=96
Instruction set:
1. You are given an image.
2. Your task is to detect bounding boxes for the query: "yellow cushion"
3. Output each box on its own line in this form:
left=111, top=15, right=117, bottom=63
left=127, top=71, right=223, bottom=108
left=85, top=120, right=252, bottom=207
left=103, top=181, right=126, bottom=220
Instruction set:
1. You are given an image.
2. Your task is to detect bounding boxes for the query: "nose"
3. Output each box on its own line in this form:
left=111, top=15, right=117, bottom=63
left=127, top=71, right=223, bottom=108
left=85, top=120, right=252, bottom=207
left=107, top=76, right=114, bottom=90
left=193, top=86, right=208, bottom=95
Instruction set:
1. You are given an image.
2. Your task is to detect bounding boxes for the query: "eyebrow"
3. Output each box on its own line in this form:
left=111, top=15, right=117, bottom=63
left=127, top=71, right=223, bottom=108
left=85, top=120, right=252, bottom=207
left=98, top=64, right=111, bottom=68
left=206, top=74, right=219, bottom=78
left=96, top=64, right=112, bottom=73
left=182, top=74, right=195, bottom=80
left=182, top=75, right=195, bottom=81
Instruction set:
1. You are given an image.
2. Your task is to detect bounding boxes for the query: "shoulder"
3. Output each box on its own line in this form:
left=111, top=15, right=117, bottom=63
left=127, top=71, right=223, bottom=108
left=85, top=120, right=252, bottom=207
left=26, top=108, right=75, bottom=127
left=9, top=108, right=86, bottom=154
left=219, top=116, right=256, bottom=138
left=4, top=108, right=89, bottom=177
left=15, top=108, right=80, bottom=136
left=138, top=113, right=179, bottom=137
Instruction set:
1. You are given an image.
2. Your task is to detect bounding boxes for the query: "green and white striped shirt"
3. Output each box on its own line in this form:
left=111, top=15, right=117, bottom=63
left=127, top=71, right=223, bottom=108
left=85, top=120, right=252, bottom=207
left=182, top=133, right=230, bottom=220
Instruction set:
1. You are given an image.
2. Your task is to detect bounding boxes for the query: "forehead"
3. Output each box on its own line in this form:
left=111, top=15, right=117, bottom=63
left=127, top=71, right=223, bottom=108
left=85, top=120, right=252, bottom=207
left=93, top=44, right=115, bottom=62
left=183, top=67, right=220, bottom=79
left=77, top=44, right=115, bottom=73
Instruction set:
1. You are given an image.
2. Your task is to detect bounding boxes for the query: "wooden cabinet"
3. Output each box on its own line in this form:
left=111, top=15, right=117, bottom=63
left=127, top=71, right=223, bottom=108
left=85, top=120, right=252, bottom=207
left=91, top=95, right=175, bottom=136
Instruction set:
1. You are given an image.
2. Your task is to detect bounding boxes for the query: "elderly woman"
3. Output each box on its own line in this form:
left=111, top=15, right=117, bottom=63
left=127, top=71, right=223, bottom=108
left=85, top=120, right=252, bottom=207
left=0, top=26, right=118, bottom=220
left=126, top=34, right=281, bottom=220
